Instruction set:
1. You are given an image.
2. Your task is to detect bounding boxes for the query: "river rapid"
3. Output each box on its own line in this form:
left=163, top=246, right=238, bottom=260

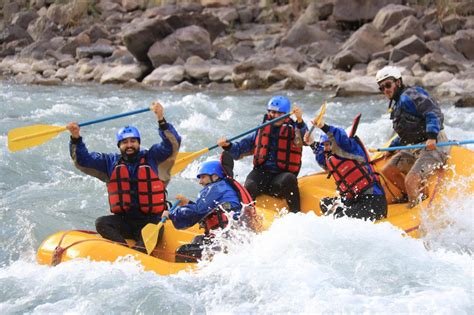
left=0, top=82, right=473, bottom=314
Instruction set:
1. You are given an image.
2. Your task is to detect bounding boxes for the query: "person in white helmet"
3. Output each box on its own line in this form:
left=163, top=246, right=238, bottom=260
left=375, top=66, right=449, bottom=207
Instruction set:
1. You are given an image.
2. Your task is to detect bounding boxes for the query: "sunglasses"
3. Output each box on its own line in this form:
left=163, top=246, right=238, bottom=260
left=379, top=81, right=394, bottom=92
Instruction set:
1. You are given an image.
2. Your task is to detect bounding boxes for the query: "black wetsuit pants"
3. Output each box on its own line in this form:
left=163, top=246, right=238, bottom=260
left=320, top=194, right=387, bottom=221
left=244, top=168, right=301, bottom=213
left=95, top=214, right=161, bottom=252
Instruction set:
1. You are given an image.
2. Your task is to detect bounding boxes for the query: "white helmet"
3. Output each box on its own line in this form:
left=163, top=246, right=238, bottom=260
left=375, top=66, right=402, bottom=83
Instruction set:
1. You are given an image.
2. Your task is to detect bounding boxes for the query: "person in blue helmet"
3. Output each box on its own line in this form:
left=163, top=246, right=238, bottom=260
left=66, top=102, right=181, bottom=253
left=303, top=115, right=387, bottom=220
left=376, top=66, right=449, bottom=207
left=167, top=152, right=256, bottom=262
left=217, top=95, right=307, bottom=213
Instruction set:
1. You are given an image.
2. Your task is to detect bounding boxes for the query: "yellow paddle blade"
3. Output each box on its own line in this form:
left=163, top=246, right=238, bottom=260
left=142, top=221, right=164, bottom=255
left=314, top=101, right=327, bottom=126
left=8, top=125, right=67, bottom=152
left=171, top=148, right=210, bottom=175
left=371, top=134, right=398, bottom=160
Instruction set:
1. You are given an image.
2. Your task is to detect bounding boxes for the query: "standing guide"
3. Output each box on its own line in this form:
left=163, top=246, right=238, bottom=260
left=376, top=66, right=448, bottom=207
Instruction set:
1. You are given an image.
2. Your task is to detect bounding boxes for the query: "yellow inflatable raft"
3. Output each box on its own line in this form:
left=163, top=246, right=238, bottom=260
left=37, top=146, right=473, bottom=275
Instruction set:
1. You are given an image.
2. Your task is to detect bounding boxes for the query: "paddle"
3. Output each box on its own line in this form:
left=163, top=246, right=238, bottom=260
left=370, top=140, right=474, bottom=152
left=307, top=101, right=327, bottom=136
left=8, top=107, right=151, bottom=152
left=170, top=111, right=294, bottom=175
left=141, top=200, right=180, bottom=255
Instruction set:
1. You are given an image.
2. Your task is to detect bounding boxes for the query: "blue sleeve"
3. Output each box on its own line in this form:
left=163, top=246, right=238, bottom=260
left=314, top=143, right=327, bottom=170
left=147, top=122, right=181, bottom=164
left=326, top=125, right=362, bottom=155
left=169, top=181, right=240, bottom=229
left=227, top=132, right=256, bottom=160
left=69, top=137, right=115, bottom=176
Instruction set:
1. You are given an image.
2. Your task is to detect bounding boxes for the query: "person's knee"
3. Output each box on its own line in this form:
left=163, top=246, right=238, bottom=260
left=244, top=179, right=259, bottom=197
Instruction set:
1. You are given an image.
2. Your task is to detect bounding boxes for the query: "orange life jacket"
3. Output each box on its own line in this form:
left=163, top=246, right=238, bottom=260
left=253, top=116, right=302, bottom=174
left=201, top=178, right=254, bottom=234
left=107, top=157, right=166, bottom=214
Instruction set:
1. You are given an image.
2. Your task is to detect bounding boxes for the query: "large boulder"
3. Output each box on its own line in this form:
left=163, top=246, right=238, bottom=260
left=100, top=64, right=146, bottom=84
left=333, top=23, right=384, bottom=70
left=122, top=17, right=174, bottom=63
left=281, top=22, right=330, bottom=48
left=147, top=25, right=212, bottom=69
left=142, top=65, right=185, bottom=85
left=452, top=29, right=474, bottom=60
left=332, top=0, right=402, bottom=24
left=335, top=75, right=380, bottom=96
left=389, top=35, right=430, bottom=62
left=385, top=15, right=424, bottom=46
left=0, top=25, right=32, bottom=45
left=372, top=4, right=416, bottom=32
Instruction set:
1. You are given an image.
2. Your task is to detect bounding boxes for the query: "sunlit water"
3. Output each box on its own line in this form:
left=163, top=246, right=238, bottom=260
left=0, top=83, right=473, bottom=314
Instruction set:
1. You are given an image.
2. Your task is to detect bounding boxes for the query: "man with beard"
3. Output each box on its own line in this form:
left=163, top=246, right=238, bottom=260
left=375, top=66, right=448, bottom=207
left=66, top=102, right=181, bottom=253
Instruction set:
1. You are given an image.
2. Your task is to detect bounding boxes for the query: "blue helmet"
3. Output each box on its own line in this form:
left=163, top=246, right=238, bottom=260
left=197, top=160, right=225, bottom=179
left=319, top=134, right=330, bottom=143
left=267, top=96, right=291, bottom=114
left=116, top=126, right=141, bottom=144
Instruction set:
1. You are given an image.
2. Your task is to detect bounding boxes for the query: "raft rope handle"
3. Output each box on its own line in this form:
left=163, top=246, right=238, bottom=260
left=52, top=230, right=128, bottom=266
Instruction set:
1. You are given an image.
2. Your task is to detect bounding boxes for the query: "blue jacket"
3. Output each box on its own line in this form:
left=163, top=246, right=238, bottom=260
left=390, top=86, right=444, bottom=146
left=69, top=122, right=181, bottom=218
left=169, top=179, right=241, bottom=230
left=312, top=125, right=384, bottom=196
left=226, top=116, right=308, bottom=173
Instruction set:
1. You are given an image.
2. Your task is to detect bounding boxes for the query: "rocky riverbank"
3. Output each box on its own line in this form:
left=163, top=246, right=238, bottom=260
left=1, top=0, right=473, bottom=105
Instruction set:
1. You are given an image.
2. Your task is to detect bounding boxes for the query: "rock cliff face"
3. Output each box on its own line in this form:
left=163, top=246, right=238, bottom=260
left=0, top=0, right=473, bottom=102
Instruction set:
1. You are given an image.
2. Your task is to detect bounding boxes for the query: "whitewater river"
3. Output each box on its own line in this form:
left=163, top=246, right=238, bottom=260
left=1, top=82, right=473, bottom=314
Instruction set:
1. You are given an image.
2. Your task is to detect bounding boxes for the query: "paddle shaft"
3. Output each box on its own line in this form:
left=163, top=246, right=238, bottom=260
left=208, top=112, right=292, bottom=151
left=11, top=107, right=151, bottom=142
left=376, top=140, right=474, bottom=152
left=78, top=107, right=150, bottom=127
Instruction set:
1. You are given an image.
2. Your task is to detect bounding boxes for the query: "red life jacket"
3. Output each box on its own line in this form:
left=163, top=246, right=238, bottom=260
left=253, top=116, right=302, bottom=174
left=326, top=155, right=377, bottom=199
left=202, top=178, right=254, bottom=234
left=107, top=157, right=166, bottom=214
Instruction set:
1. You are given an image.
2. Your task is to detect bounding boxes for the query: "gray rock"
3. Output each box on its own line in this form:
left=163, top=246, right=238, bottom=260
left=143, top=65, right=185, bottom=85
left=0, top=25, right=32, bottom=45
left=385, top=15, right=424, bottom=46
left=184, top=56, right=210, bottom=80
left=122, top=17, right=174, bottom=63
left=422, top=71, right=454, bottom=87
left=333, top=24, right=385, bottom=70
left=76, top=45, right=115, bottom=59
left=333, top=0, right=402, bottom=24
left=209, top=64, right=233, bottom=82
left=421, top=52, right=464, bottom=73
left=441, top=14, right=465, bottom=35
left=454, top=95, right=474, bottom=108
left=11, top=10, right=39, bottom=30
left=335, top=75, right=379, bottom=96
left=100, top=64, right=145, bottom=84
left=452, top=29, right=474, bottom=60
left=147, top=25, right=212, bottom=68
left=281, top=22, right=330, bottom=48
left=373, top=4, right=416, bottom=32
